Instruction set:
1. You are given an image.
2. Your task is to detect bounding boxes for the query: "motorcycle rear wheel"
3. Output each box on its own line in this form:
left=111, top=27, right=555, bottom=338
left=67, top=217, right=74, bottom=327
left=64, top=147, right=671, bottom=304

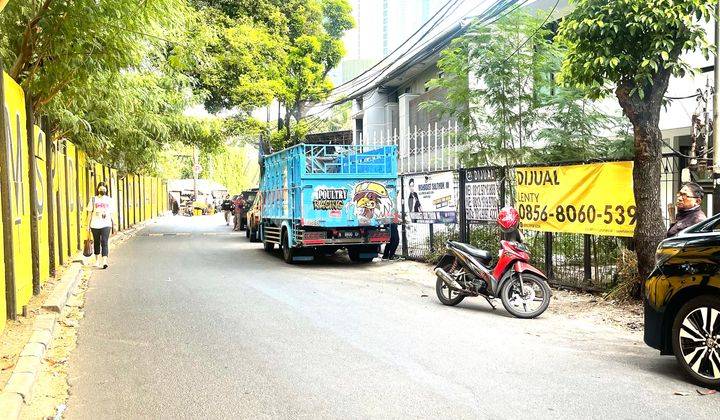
left=436, top=278, right=465, bottom=306
left=500, top=273, right=551, bottom=319
left=435, top=258, right=464, bottom=306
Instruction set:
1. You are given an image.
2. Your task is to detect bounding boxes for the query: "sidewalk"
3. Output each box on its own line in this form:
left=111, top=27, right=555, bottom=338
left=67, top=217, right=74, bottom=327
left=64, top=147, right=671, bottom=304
left=368, top=258, right=644, bottom=333
left=0, top=220, right=150, bottom=419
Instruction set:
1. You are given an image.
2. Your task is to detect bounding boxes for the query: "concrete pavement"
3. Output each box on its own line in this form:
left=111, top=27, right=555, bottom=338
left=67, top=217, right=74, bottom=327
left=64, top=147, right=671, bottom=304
left=66, top=214, right=720, bottom=419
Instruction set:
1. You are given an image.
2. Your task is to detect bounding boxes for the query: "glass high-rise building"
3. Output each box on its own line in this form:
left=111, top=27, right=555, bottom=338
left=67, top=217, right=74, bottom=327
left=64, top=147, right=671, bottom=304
left=330, top=0, right=445, bottom=86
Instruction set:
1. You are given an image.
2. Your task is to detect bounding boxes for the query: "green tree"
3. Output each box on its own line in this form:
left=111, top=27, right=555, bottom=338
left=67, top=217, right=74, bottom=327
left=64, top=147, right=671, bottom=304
left=557, top=0, right=714, bottom=282
left=0, top=0, right=223, bottom=172
left=1, top=0, right=180, bottom=110
left=423, top=10, right=625, bottom=167
left=191, top=0, right=354, bottom=147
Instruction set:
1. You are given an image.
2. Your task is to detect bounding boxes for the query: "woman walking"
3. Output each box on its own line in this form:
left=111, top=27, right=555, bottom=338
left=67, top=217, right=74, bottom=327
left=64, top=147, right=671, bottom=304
left=85, top=181, right=115, bottom=268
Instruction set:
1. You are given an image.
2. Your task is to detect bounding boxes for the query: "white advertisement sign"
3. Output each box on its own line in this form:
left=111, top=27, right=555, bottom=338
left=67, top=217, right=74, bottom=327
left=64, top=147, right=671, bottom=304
left=403, top=172, right=456, bottom=223
left=464, top=167, right=500, bottom=222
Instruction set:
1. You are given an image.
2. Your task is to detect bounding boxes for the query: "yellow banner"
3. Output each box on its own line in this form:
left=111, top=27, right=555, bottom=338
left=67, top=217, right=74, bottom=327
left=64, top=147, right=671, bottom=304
left=514, top=161, right=636, bottom=237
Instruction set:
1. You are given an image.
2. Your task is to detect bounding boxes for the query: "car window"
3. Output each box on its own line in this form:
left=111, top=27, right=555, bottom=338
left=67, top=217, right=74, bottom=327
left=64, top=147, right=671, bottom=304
left=688, top=214, right=720, bottom=233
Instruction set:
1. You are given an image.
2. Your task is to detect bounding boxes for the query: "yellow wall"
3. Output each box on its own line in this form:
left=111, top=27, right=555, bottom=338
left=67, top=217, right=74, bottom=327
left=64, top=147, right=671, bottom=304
left=34, top=126, right=50, bottom=284
left=4, top=73, right=33, bottom=314
left=0, top=72, right=167, bottom=330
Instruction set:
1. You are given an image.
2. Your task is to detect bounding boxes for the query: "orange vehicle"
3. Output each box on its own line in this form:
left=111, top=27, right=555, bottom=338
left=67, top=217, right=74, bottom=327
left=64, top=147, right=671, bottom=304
left=246, top=192, right=263, bottom=242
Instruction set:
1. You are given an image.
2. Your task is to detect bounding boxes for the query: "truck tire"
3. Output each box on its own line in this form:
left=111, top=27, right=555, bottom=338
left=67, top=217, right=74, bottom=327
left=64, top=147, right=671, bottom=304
left=263, top=240, right=274, bottom=252
left=348, top=246, right=376, bottom=263
left=281, top=229, right=295, bottom=263
left=249, top=227, right=259, bottom=242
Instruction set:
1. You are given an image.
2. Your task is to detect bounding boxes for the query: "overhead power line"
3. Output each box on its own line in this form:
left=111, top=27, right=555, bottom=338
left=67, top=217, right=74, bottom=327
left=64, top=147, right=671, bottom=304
left=304, top=0, right=527, bottom=129
left=304, top=0, right=531, bottom=133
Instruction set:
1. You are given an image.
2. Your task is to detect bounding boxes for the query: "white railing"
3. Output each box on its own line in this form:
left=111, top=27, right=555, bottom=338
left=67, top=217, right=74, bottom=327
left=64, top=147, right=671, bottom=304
left=359, top=121, right=461, bottom=175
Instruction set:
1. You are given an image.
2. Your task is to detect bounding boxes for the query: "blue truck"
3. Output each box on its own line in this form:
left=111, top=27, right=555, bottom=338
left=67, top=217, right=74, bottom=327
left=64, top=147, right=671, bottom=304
left=259, top=143, right=398, bottom=263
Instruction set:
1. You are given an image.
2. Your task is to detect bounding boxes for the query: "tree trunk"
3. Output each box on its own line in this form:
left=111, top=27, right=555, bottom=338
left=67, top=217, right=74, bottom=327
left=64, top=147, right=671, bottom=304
left=616, top=80, right=668, bottom=296
left=285, top=108, right=292, bottom=145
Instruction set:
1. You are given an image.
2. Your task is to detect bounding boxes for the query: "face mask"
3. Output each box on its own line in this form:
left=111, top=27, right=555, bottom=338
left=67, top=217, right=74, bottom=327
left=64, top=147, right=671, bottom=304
left=98, top=189, right=107, bottom=196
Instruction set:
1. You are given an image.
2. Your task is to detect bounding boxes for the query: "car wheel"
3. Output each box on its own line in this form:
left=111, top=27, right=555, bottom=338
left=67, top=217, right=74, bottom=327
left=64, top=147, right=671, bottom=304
left=671, top=295, right=720, bottom=388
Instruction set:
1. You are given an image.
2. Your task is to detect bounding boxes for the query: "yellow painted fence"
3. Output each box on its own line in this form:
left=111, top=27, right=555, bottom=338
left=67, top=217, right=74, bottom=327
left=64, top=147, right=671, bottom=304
left=0, top=71, right=168, bottom=332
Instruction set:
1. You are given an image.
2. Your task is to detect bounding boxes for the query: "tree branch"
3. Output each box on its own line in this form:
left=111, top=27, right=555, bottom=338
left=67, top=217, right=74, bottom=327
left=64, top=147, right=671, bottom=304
left=9, top=0, right=55, bottom=79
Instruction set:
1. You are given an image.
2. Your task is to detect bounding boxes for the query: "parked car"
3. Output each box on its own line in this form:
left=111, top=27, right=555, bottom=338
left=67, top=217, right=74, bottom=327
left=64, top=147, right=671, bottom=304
left=246, top=192, right=263, bottom=242
left=645, top=212, right=720, bottom=388
left=236, top=188, right=258, bottom=230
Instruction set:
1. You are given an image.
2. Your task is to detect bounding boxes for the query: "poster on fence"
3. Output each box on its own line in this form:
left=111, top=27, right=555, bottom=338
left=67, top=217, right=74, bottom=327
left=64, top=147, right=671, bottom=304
left=464, top=167, right=500, bottom=222
left=403, top=171, right=456, bottom=223
left=514, top=161, right=635, bottom=237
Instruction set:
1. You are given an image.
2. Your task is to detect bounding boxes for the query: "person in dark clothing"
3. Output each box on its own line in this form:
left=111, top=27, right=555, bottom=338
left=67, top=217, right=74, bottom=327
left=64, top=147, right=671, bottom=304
left=667, top=182, right=707, bottom=237
left=382, top=223, right=400, bottom=260
left=408, top=178, right=421, bottom=213
left=220, top=194, right=234, bottom=225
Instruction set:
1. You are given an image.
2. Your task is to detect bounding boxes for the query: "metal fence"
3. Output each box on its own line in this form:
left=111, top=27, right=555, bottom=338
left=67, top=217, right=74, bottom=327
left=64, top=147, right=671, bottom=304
left=397, top=152, right=686, bottom=292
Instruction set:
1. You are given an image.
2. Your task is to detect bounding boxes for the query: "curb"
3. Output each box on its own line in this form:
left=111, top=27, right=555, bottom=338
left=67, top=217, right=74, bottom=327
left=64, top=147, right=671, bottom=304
left=42, top=263, right=83, bottom=313
left=0, top=218, right=152, bottom=418
left=0, top=312, right=59, bottom=414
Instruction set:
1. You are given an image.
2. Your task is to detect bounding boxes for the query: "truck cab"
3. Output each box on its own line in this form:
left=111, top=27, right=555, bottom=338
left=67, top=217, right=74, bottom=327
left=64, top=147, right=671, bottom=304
left=259, top=144, right=398, bottom=263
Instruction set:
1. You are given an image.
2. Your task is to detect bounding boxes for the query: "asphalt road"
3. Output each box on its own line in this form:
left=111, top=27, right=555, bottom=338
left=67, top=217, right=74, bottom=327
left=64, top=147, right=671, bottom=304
left=66, top=215, right=720, bottom=419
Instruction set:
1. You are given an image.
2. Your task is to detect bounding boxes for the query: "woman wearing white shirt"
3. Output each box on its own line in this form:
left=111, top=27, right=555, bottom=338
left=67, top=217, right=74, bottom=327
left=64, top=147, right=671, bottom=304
left=85, top=181, right=116, bottom=268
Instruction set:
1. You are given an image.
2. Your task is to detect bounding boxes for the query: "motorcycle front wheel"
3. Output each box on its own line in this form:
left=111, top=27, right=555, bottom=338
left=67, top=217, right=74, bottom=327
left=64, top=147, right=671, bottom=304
left=500, top=273, right=551, bottom=319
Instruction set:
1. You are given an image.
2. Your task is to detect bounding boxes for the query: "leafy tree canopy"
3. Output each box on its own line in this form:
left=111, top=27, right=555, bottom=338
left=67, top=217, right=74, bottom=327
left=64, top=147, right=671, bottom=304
left=556, top=0, right=715, bottom=287
left=424, top=9, right=629, bottom=166
left=192, top=0, right=354, bottom=146
left=0, top=0, right=223, bottom=173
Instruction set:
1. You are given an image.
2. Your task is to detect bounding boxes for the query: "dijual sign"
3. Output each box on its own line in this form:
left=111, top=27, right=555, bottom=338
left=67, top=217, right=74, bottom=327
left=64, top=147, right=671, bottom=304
left=514, top=161, right=636, bottom=237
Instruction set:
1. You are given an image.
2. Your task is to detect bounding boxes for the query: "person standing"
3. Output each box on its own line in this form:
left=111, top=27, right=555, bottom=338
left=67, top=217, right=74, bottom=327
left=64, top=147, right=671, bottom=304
left=221, top=194, right=234, bottom=226
left=667, top=182, right=707, bottom=237
left=85, top=181, right=116, bottom=268
left=382, top=223, right=400, bottom=260
left=233, top=194, right=246, bottom=231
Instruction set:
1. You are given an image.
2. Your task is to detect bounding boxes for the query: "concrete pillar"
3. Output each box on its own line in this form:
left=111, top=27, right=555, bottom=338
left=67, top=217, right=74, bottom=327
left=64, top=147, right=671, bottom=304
left=363, top=89, right=388, bottom=145
left=384, top=103, right=399, bottom=143
left=398, top=93, right=419, bottom=141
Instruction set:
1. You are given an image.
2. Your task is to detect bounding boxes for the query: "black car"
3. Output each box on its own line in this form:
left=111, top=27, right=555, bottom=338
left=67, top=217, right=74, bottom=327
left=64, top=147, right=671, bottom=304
left=645, top=212, right=720, bottom=387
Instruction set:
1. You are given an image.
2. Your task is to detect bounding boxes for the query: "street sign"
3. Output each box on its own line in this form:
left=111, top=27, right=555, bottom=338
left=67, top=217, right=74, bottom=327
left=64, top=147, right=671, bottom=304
left=193, top=164, right=202, bottom=174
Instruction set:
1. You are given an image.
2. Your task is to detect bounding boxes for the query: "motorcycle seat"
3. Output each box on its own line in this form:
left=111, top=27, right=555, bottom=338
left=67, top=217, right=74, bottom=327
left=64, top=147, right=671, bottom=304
left=448, top=241, right=492, bottom=265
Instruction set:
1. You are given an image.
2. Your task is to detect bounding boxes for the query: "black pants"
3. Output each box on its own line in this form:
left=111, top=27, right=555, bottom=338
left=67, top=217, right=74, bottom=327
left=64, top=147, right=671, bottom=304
left=91, top=227, right=111, bottom=257
left=383, top=224, right=400, bottom=259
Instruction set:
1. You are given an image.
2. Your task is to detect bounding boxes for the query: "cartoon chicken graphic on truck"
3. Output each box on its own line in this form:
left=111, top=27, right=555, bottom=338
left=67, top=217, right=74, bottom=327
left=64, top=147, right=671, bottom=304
left=352, top=181, right=394, bottom=224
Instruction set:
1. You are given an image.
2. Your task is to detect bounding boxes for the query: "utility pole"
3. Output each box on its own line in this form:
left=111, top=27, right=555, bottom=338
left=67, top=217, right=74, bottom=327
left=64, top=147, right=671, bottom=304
left=713, top=1, right=720, bottom=214
left=193, top=145, right=199, bottom=199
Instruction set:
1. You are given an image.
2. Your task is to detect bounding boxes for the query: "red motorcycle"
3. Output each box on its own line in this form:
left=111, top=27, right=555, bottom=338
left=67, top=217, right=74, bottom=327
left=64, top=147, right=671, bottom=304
left=434, top=207, right=551, bottom=318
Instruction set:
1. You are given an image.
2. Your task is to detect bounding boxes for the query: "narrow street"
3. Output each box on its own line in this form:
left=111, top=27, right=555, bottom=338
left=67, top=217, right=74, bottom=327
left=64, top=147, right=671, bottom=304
left=63, top=215, right=719, bottom=419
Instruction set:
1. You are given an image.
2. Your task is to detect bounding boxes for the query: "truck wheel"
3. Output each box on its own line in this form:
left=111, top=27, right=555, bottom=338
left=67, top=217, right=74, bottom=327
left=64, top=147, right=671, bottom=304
left=348, top=247, right=374, bottom=263
left=249, top=228, right=257, bottom=242
left=263, top=240, right=274, bottom=252
left=281, top=230, right=295, bottom=263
